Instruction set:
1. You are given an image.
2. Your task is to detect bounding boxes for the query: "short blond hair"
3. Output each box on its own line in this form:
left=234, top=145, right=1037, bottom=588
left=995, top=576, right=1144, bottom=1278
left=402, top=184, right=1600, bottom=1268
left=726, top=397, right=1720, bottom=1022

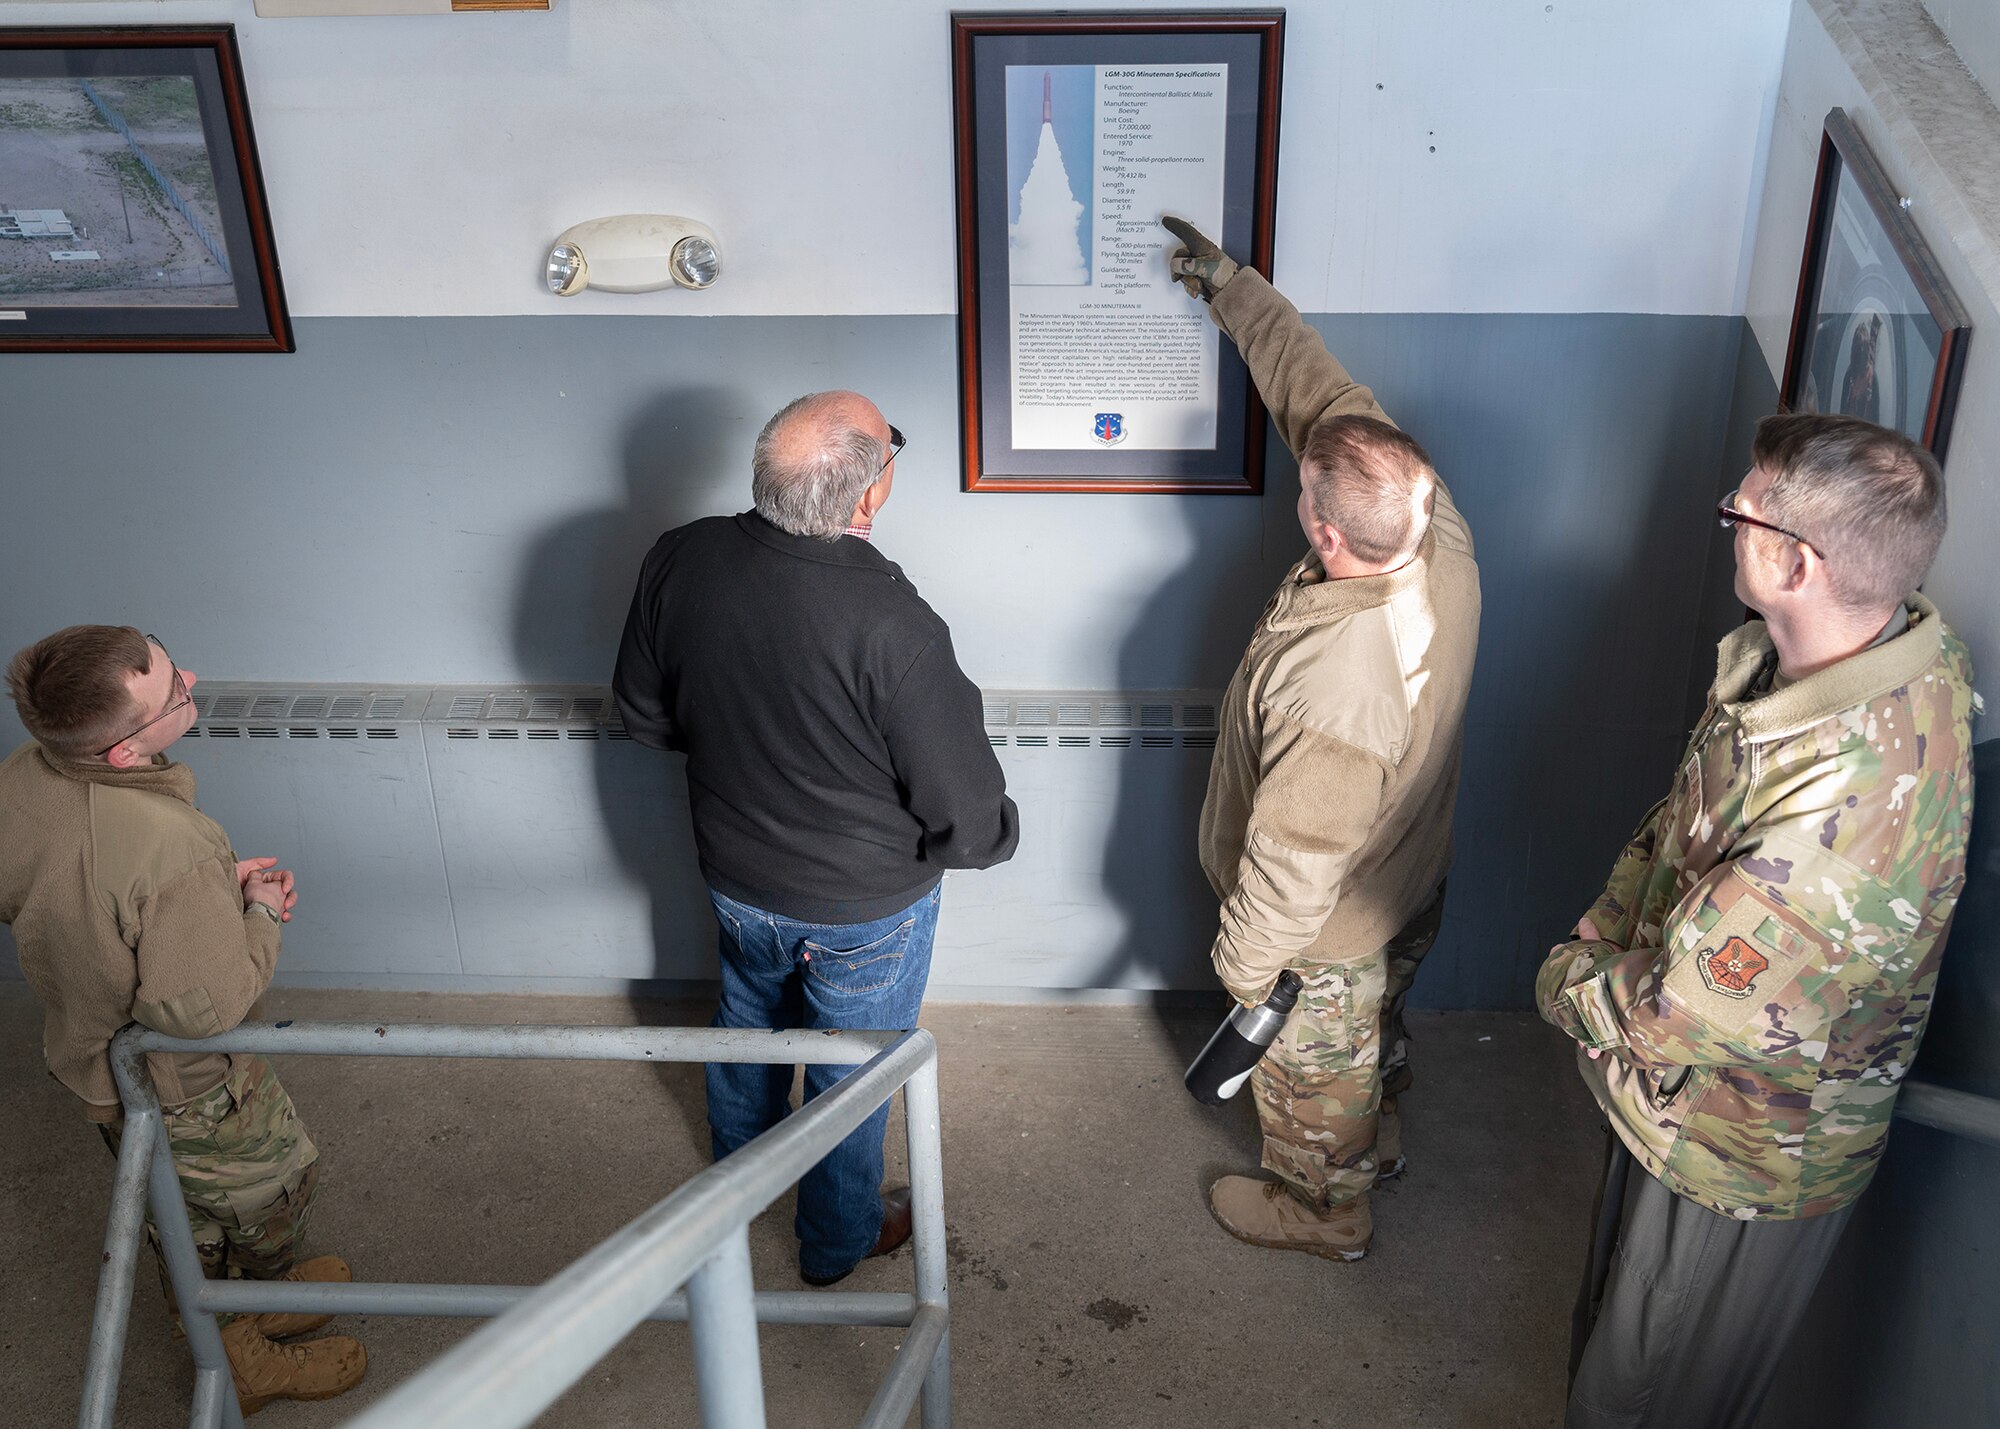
left=1753, top=413, right=1945, bottom=611
left=1299, top=415, right=1437, bottom=564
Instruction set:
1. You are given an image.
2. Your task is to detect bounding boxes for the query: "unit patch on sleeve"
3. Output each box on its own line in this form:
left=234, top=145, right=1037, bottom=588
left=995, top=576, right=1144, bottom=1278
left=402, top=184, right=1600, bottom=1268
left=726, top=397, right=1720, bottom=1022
left=1700, top=936, right=1769, bottom=998
left=1665, top=885, right=1820, bottom=1037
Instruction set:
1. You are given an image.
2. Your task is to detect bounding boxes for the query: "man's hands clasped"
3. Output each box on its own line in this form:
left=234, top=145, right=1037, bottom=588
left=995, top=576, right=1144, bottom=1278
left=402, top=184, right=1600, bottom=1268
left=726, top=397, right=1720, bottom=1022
left=1550, top=914, right=1607, bottom=1057
left=237, top=855, right=299, bottom=924
left=1161, top=216, right=1238, bottom=302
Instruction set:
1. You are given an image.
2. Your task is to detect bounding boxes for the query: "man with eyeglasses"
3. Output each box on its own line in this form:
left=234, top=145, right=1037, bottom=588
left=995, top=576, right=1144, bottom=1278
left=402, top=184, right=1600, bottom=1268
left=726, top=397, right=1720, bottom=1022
left=0, top=626, right=368, bottom=1414
left=1539, top=413, right=1975, bottom=1427
left=614, top=390, right=1018, bottom=1287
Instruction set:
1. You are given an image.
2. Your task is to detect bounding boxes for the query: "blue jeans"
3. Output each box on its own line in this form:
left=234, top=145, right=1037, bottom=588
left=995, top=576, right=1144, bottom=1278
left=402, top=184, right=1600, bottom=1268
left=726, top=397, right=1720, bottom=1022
left=704, top=883, right=941, bottom=1280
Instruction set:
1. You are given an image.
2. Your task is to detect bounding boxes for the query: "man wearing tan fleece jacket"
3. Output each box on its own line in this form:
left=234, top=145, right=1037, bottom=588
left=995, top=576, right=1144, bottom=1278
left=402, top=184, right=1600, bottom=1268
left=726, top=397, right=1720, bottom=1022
left=1164, top=219, right=1482, bottom=1261
left=0, top=625, right=366, bottom=1414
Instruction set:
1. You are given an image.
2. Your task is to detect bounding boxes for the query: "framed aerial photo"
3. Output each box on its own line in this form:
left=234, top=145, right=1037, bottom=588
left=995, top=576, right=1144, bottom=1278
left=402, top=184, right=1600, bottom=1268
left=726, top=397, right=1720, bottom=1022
left=951, top=11, right=1284, bottom=493
left=1781, top=108, right=1969, bottom=459
left=0, top=27, right=292, bottom=352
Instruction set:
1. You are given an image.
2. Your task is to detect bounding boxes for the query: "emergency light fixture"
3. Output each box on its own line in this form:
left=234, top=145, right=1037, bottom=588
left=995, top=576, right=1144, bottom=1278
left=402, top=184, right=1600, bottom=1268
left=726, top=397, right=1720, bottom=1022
left=543, top=215, right=722, bottom=297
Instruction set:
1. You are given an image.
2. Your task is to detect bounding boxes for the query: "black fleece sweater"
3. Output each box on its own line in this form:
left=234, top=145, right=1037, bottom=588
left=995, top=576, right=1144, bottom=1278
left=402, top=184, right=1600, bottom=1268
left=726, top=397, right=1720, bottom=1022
left=612, top=511, right=1019, bottom=923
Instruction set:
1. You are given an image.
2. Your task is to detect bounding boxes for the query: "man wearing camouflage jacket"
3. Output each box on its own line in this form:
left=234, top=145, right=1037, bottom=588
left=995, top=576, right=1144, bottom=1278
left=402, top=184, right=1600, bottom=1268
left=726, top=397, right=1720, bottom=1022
left=1164, top=218, right=1482, bottom=1261
left=1540, top=413, right=1975, bottom=1427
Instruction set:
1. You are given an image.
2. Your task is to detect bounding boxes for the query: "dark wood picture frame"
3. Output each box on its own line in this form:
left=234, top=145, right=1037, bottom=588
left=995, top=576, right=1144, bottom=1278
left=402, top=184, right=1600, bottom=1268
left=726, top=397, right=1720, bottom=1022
left=0, top=26, right=292, bottom=353
left=1780, top=108, right=1969, bottom=459
left=951, top=11, right=1283, bottom=493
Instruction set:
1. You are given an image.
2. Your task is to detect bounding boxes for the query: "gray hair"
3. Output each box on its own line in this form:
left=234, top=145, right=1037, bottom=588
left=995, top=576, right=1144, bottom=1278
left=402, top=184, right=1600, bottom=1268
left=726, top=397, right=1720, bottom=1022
left=751, top=392, right=887, bottom=540
left=1752, top=412, right=1946, bottom=612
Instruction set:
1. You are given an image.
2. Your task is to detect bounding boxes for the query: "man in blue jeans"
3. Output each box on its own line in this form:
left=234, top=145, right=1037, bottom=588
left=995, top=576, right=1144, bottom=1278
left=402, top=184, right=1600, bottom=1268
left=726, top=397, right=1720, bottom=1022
left=613, top=390, right=1019, bottom=1285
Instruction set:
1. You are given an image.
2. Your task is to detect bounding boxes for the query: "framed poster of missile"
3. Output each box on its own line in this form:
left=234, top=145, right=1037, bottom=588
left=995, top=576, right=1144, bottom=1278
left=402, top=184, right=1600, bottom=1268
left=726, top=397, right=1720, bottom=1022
left=951, top=12, right=1284, bottom=493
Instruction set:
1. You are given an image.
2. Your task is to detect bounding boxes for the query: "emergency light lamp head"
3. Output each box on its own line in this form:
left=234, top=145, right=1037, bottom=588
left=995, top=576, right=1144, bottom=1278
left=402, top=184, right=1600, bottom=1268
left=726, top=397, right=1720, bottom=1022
left=543, top=215, right=722, bottom=296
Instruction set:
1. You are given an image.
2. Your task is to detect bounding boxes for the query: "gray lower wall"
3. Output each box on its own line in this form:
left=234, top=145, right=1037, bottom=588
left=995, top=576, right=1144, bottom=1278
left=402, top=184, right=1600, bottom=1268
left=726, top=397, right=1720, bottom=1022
left=0, top=309, right=1744, bottom=1005
left=1682, top=314, right=1784, bottom=730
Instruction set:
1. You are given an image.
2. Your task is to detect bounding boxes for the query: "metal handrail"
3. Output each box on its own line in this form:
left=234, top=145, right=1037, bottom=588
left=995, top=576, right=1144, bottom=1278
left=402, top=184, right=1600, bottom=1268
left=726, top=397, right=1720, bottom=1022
left=1895, top=1077, right=2000, bottom=1148
left=82, top=1021, right=951, bottom=1429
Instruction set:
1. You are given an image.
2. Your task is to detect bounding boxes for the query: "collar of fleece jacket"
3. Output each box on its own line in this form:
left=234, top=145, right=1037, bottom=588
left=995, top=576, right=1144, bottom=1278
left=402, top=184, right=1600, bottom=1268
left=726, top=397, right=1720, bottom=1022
left=1263, top=527, right=1440, bottom=633
left=1714, top=594, right=1962, bottom=740
left=39, top=747, right=195, bottom=805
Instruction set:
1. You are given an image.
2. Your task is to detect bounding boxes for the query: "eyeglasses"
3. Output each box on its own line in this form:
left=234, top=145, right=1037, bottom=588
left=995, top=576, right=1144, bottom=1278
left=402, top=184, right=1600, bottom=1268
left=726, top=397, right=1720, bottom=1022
left=97, top=636, right=191, bottom=757
left=879, top=424, right=906, bottom=474
left=1717, top=489, right=1825, bottom=562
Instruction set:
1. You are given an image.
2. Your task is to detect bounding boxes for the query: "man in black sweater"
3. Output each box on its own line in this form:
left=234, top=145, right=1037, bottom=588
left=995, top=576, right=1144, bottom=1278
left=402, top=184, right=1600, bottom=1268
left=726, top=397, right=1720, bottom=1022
left=613, top=389, right=1018, bottom=1285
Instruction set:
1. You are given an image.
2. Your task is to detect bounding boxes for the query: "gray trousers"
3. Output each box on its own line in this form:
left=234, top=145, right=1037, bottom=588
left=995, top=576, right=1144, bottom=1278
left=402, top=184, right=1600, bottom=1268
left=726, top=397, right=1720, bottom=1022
left=1566, top=1131, right=1854, bottom=1429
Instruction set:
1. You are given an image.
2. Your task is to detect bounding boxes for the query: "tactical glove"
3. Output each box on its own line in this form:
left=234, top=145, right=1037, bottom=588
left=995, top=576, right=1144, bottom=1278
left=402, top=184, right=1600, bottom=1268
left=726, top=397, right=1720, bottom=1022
left=1162, top=216, right=1239, bottom=301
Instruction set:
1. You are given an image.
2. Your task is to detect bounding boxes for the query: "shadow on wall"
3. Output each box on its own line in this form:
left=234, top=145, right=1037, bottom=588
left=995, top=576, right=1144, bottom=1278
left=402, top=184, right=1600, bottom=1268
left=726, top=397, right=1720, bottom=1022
left=1682, top=326, right=1783, bottom=733
left=1385, top=314, right=1742, bottom=1012
left=509, top=387, right=739, bottom=1003
left=1084, top=313, right=1746, bottom=1025
left=1094, top=457, right=1294, bottom=1053
left=1448, top=380, right=1704, bottom=1012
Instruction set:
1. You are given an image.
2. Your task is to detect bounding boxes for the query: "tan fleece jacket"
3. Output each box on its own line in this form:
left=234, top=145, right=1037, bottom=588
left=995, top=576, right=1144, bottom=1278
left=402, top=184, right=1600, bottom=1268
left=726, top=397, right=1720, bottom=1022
left=0, top=743, right=281, bottom=1118
left=1198, top=270, right=1483, bottom=998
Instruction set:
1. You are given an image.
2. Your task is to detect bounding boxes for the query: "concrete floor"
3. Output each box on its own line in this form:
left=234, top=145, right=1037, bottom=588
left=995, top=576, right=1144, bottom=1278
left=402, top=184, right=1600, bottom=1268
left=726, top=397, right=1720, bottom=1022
left=0, top=982, right=1604, bottom=1427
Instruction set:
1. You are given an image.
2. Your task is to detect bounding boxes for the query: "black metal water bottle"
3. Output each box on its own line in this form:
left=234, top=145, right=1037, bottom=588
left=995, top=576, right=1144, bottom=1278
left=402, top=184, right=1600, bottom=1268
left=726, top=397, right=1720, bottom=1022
left=1183, top=971, right=1304, bottom=1105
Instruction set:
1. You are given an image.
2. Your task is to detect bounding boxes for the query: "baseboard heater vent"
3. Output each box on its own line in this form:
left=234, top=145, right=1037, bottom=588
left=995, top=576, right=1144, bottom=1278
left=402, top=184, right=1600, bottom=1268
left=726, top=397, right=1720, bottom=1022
left=188, top=684, right=1223, bottom=750
left=981, top=689, right=1220, bottom=750
left=186, top=685, right=613, bottom=743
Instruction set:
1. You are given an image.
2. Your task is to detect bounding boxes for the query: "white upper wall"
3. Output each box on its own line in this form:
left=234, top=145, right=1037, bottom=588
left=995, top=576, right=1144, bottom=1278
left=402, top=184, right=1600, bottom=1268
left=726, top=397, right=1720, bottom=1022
left=2, top=0, right=1790, bottom=317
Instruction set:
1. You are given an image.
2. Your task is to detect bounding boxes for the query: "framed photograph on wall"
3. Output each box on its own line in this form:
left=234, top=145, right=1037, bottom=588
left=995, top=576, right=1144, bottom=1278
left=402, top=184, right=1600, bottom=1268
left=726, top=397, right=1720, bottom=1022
left=1780, top=108, right=1969, bottom=459
left=0, top=26, right=292, bottom=352
left=951, top=11, right=1284, bottom=493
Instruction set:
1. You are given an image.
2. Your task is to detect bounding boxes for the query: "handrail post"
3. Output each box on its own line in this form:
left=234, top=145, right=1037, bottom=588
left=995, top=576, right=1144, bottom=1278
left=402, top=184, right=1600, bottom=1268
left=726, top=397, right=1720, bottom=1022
left=904, top=1055, right=951, bottom=1428
left=688, top=1227, right=766, bottom=1429
left=77, top=1107, right=157, bottom=1429
left=147, top=1108, right=243, bottom=1429
left=188, top=1356, right=241, bottom=1429
left=108, top=1031, right=244, bottom=1429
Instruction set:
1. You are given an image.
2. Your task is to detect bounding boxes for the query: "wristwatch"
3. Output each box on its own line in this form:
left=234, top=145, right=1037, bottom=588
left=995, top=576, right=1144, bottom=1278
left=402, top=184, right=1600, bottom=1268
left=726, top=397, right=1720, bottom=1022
left=247, top=901, right=282, bottom=925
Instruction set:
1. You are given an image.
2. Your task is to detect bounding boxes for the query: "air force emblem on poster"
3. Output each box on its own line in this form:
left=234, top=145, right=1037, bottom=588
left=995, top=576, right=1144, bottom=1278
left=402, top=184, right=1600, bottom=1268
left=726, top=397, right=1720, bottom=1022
left=1092, top=412, right=1126, bottom=446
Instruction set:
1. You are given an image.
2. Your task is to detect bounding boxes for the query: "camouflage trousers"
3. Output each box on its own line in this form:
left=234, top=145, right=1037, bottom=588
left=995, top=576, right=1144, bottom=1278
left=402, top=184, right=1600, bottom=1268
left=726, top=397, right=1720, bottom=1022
left=100, top=1054, right=320, bottom=1323
left=1251, top=882, right=1446, bottom=1209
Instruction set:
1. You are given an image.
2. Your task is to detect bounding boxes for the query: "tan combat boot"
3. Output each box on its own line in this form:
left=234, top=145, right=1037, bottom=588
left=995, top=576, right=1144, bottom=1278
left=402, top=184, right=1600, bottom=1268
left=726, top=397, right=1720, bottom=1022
left=1377, top=1096, right=1405, bottom=1180
left=221, top=1317, right=367, bottom=1416
left=248, top=1254, right=353, bottom=1340
left=1208, top=1176, right=1371, bottom=1261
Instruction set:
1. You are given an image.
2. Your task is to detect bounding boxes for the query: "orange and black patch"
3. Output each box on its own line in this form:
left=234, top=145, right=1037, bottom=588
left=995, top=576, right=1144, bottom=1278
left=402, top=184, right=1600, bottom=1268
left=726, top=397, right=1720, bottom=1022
left=1702, top=936, right=1769, bottom=997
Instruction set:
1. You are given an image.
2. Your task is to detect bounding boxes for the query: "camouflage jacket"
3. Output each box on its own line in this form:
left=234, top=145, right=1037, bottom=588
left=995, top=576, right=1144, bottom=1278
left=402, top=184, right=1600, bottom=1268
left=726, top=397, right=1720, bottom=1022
left=1537, top=596, right=1976, bottom=1218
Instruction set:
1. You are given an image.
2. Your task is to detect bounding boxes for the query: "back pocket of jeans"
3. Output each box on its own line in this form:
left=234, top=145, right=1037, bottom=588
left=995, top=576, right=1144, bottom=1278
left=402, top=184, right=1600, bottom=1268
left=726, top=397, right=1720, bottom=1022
left=803, top=920, right=915, bottom=996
